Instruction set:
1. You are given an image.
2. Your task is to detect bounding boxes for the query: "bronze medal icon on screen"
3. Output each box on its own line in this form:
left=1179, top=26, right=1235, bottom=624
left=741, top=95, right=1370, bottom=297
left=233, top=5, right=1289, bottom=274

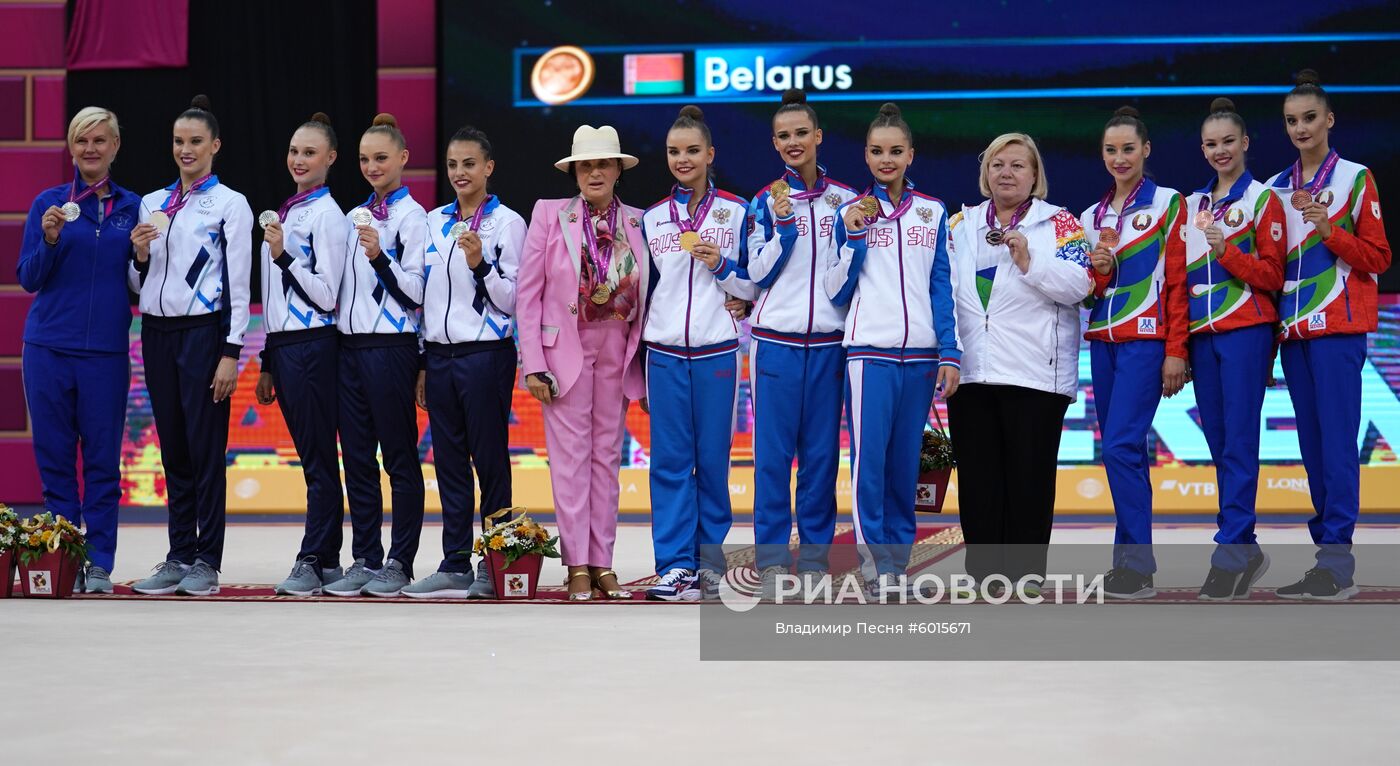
left=530, top=46, right=595, bottom=106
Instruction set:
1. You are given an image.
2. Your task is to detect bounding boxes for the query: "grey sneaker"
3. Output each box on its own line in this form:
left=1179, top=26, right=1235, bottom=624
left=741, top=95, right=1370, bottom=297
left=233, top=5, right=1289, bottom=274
left=73, top=566, right=86, bottom=595
left=275, top=557, right=329, bottom=596
left=175, top=561, right=220, bottom=596
left=323, top=559, right=376, bottom=597
left=360, top=559, right=409, bottom=597
left=402, top=570, right=475, bottom=599
left=465, top=559, right=495, bottom=599
left=696, top=568, right=722, bottom=600
left=132, top=560, right=190, bottom=595
left=84, top=565, right=114, bottom=594
left=757, top=565, right=787, bottom=602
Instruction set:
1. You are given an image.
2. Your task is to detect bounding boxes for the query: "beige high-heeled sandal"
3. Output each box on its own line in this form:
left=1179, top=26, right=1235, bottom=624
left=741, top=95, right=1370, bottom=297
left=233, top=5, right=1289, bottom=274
left=567, top=570, right=594, bottom=602
left=592, top=568, right=632, bottom=600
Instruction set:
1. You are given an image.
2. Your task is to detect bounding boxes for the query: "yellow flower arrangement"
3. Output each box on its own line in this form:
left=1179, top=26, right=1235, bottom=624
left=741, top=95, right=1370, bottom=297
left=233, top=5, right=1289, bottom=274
left=467, top=507, right=562, bottom=568
left=489, top=535, right=506, bottom=551
left=14, top=511, right=86, bottom=566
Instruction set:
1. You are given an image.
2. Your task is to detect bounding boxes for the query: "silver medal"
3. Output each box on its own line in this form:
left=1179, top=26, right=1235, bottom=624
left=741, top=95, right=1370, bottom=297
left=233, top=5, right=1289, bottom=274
left=148, top=211, right=170, bottom=232
left=258, top=210, right=279, bottom=229
left=449, top=221, right=471, bottom=240
left=61, top=202, right=81, bottom=222
left=351, top=208, right=373, bottom=227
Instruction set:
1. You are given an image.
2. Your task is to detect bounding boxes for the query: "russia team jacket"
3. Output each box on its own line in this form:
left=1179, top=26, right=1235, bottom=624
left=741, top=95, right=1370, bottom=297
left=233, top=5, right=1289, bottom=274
left=641, top=184, right=758, bottom=351
left=1079, top=178, right=1189, bottom=359
left=1266, top=154, right=1391, bottom=340
left=131, top=175, right=254, bottom=358
left=338, top=186, right=427, bottom=337
left=949, top=199, right=1094, bottom=400
left=824, top=182, right=961, bottom=367
left=422, top=195, right=526, bottom=344
left=743, top=164, right=860, bottom=345
left=260, top=187, right=349, bottom=335
left=1181, top=173, right=1286, bottom=335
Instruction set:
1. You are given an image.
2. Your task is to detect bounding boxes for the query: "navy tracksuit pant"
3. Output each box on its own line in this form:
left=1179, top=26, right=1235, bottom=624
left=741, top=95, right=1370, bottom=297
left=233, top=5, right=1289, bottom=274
left=22, top=344, right=129, bottom=572
left=339, top=335, right=424, bottom=577
left=424, top=340, right=515, bottom=574
left=266, top=328, right=344, bottom=570
left=142, top=315, right=229, bottom=569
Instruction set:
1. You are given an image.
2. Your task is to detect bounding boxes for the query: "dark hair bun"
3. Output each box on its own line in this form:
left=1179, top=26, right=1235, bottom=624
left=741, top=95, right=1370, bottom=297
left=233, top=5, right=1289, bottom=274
left=310, top=111, right=332, bottom=125
left=1295, top=68, right=1321, bottom=86
left=189, top=94, right=212, bottom=111
left=1209, top=97, right=1236, bottom=114
left=877, top=102, right=902, bottom=118
left=371, top=112, right=397, bottom=128
left=1114, top=105, right=1140, bottom=119
left=781, top=89, right=807, bottom=105
left=677, top=104, right=705, bottom=121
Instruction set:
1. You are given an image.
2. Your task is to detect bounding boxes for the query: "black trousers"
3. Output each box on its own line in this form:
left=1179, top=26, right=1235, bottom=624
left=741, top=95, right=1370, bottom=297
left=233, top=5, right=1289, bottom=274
left=268, top=329, right=344, bottom=569
left=339, top=337, right=425, bottom=577
left=948, top=383, right=1071, bottom=583
left=142, top=315, right=229, bottom=569
left=424, top=340, right=516, bottom=574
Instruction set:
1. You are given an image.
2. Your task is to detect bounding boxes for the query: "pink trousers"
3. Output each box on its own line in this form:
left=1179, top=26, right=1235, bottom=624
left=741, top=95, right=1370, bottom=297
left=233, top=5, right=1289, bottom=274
left=541, top=320, right=630, bottom=567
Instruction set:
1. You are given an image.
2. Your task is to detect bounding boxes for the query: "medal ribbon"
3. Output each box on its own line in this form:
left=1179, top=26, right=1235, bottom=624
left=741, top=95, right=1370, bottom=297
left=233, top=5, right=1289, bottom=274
left=365, top=186, right=410, bottom=221
left=985, top=197, right=1034, bottom=236
left=453, top=195, right=493, bottom=232
left=860, top=184, right=915, bottom=221
left=161, top=174, right=214, bottom=216
left=277, top=184, right=327, bottom=222
left=668, top=184, right=716, bottom=234
left=1290, top=148, right=1340, bottom=198
left=68, top=172, right=110, bottom=207
left=581, top=197, right=620, bottom=287
left=1092, top=177, right=1146, bottom=235
left=783, top=166, right=828, bottom=201
left=1197, top=194, right=1231, bottom=224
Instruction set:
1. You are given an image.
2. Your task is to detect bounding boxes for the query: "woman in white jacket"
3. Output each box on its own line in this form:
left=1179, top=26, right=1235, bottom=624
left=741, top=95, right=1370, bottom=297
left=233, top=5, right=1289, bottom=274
left=947, top=133, right=1094, bottom=591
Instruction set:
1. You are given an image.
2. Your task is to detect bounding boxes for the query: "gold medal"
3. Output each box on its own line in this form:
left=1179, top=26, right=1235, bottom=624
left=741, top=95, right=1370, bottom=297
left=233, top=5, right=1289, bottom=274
left=679, top=231, right=701, bottom=252
left=770, top=180, right=790, bottom=201
left=590, top=284, right=612, bottom=304
left=148, top=211, right=170, bottom=232
left=857, top=196, right=880, bottom=219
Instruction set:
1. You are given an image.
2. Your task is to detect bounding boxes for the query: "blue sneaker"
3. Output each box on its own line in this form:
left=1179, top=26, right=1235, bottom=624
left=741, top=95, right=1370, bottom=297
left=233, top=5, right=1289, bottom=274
left=646, top=568, right=699, bottom=602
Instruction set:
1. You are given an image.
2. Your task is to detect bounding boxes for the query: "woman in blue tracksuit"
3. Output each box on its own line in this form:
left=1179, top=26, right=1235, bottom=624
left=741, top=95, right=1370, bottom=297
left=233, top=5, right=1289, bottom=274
left=745, top=89, right=860, bottom=598
left=825, top=103, right=960, bottom=598
left=255, top=113, right=351, bottom=596
left=640, top=105, right=758, bottom=601
left=403, top=125, right=526, bottom=600
left=18, top=106, right=140, bottom=594
left=129, top=95, right=254, bottom=597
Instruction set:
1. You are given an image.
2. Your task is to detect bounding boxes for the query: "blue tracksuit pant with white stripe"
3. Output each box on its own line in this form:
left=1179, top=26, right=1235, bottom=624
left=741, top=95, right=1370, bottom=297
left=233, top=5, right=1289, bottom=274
left=846, top=352, right=938, bottom=578
left=647, top=342, right=739, bottom=575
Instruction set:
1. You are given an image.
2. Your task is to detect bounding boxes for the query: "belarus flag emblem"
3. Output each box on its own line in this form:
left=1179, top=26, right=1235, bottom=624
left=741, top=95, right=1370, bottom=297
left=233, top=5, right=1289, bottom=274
left=624, top=53, right=685, bottom=95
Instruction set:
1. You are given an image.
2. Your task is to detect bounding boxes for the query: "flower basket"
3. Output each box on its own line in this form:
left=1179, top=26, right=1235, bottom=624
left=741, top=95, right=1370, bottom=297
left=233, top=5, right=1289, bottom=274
left=473, top=507, right=560, bottom=600
left=916, top=410, right=955, bottom=514
left=14, top=511, right=87, bottom=599
left=0, top=504, right=17, bottom=598
left=1, top=550, right=14, bottom=599
left=19, top=549, right=82, bottom=599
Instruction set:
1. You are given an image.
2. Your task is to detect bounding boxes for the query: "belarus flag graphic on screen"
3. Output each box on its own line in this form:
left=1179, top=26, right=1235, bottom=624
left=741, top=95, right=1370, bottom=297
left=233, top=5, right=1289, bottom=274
left=625, top=53, right=685, bottom=95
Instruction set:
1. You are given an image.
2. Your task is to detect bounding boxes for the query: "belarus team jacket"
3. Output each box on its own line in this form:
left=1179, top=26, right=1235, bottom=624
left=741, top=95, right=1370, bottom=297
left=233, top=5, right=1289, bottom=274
left=337, top=186, right=427, bottom=340
left=949, top=199, right=1094, bottom=400
left=130, top=175, right=253, bottom=359
left=422, top=195, right=526, bottom=345
left=641, top=184, right=758, bottom=353
left=743, top=164, right=860, bottom=346
left=1181, top=173, right=1286, bottom=335
left=260, top=187, right=349, bottom=366
left=1265, top=153, right=1391, bottom=340
left=824, top=182, right=961, bottom=367
left=1078, top=178, right=1189, bottom=359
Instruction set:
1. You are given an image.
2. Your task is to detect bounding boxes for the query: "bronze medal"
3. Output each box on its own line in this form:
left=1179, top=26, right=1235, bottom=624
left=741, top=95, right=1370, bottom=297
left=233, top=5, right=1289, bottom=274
left=590, top=284, right=611, bottom=305
left=679, top=230, right=701, bottom=252
left=1193, top=210, right=1213, bottom=231
left=985, top=228, right=1004, bottom=246
left=1290, top=189, right=1313, bottom=211
left=1098, top=227, right=1120, bottom=248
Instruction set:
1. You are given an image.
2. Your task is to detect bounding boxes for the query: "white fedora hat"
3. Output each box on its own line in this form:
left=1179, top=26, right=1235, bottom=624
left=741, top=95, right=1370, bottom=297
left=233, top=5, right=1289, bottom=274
left=554, top=124, right=639, bottom=172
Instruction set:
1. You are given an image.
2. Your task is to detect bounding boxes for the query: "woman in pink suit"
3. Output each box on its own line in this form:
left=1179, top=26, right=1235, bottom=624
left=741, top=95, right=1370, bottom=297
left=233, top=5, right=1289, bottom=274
left=517, top=125, right=650, bottom=601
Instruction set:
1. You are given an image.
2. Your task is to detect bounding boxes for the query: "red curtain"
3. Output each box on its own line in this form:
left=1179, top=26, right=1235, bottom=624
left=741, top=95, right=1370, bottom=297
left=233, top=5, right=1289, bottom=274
left=66, top=0, right=188, bottom=70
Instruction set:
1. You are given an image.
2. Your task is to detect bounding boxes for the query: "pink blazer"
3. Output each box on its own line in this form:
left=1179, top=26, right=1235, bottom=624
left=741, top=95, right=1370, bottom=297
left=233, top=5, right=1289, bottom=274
left=517, top=195, right=650, bottom=401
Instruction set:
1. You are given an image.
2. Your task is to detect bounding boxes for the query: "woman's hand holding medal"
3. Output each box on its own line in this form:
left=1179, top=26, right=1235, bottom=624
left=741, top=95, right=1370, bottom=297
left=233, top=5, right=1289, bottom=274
left=356, top=223, right=382, bottom=260
left=458, top=229, right=483, bottom=267
left=1003, top=229, right=1030, bottom=273
left=689, top=238, right=721, bottom=270
left=1301, top=200, right=1332, bottom=239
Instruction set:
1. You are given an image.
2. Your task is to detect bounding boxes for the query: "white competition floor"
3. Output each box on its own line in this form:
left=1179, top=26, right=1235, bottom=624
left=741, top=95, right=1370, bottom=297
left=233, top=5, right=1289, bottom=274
left=5, top=521, right=1399, bottom=765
